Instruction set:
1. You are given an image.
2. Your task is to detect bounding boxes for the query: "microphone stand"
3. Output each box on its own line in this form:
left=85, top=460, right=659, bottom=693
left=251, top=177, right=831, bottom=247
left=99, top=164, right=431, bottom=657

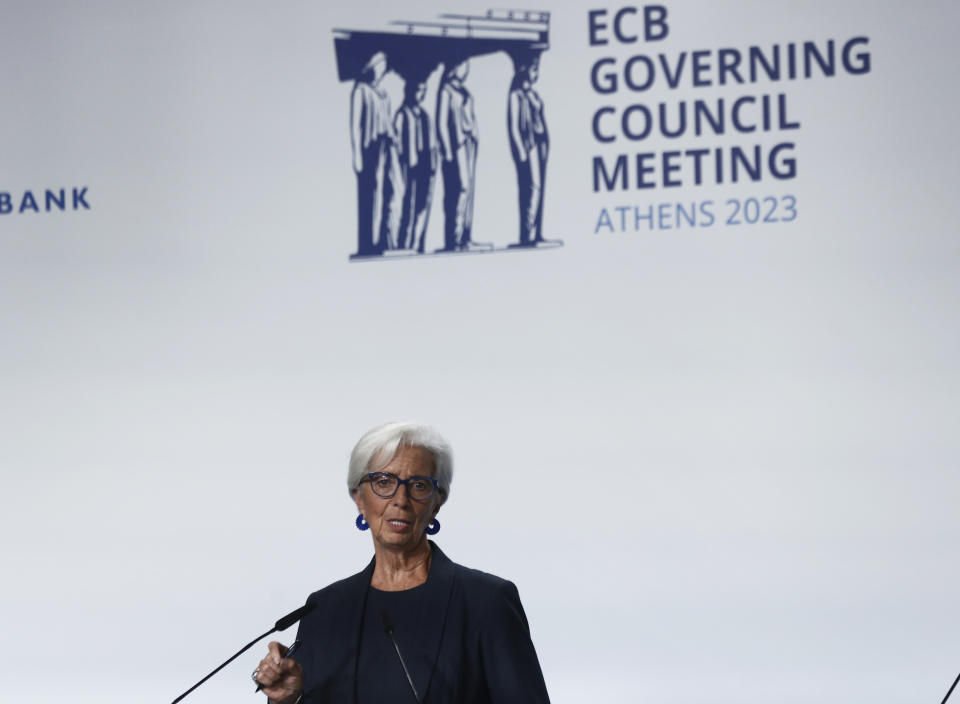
left=170, top=603, right=313, bottom=704
left=171, top=625, right=279, bottom=704
left=942, top=670, right=960, bottom=704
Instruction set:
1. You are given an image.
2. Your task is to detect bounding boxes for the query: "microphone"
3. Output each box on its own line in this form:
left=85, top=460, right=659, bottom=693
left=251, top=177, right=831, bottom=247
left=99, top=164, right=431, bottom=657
left=276, top=603, right=314, bottom=631
left=170, top=602, right=316, bottom=704
left=381, top=611, right=420, bottom=703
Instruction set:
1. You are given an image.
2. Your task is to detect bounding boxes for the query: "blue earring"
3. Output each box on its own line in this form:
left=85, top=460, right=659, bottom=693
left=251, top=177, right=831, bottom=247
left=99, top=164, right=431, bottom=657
left=425, top=518, right=441, bottom=535
left=355, top=513, right=369, bottom=531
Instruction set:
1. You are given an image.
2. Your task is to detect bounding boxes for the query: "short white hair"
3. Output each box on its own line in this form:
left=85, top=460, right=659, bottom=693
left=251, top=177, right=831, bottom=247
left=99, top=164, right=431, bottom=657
left=347, top=422, right=454, bottom=504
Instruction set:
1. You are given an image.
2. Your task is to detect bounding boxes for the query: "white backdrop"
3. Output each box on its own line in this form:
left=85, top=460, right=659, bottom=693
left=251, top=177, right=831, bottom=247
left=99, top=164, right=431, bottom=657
left=1, top=1, right=958, bottom=702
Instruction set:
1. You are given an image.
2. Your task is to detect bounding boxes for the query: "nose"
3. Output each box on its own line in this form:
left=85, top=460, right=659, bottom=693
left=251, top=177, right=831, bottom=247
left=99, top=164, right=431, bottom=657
left=391, top=483, right=412, bottom=505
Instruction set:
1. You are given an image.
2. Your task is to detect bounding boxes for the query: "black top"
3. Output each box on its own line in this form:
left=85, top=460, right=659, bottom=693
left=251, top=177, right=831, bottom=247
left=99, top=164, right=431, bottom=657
left=357, top=584, right=433, bottom=703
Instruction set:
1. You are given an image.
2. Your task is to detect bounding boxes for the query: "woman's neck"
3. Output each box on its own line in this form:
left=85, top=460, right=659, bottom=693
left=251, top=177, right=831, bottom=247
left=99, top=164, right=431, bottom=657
left=370, top=539, right=432, bottom=591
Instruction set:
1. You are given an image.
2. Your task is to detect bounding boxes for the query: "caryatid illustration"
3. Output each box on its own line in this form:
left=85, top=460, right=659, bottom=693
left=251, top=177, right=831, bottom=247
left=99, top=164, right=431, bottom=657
left=350, top=51, right=402, bottom=256
left=508, top=52, right=549, bottom=247
left=333, top=10, right=557, bottom=259
left=393, top=78, right=437, bottom=252
left=437, top=60, right=490, bottom=252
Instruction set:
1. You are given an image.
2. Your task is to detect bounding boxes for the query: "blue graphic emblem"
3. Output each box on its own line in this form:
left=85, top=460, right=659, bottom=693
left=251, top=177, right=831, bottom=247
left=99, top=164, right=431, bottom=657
left=333, top=9, right=561, bottom=259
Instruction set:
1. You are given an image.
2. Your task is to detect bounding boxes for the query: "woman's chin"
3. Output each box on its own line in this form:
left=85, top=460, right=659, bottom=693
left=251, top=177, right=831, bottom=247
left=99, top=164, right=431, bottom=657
left=375, top=529, right=424, bottom=550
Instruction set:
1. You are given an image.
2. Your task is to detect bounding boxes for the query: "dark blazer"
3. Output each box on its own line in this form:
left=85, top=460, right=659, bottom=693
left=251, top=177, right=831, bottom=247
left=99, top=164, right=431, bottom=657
left=292, top=542, right=550, bottom=704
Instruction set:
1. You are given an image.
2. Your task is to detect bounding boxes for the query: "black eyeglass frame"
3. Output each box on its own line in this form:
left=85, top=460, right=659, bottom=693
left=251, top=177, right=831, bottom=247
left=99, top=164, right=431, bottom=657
left=361, top=471, right=440, bottom=502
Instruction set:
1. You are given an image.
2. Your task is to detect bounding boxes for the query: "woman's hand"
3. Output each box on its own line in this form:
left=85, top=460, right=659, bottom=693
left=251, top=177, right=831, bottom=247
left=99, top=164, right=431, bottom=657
left=255, top=641, right=303, bottom=704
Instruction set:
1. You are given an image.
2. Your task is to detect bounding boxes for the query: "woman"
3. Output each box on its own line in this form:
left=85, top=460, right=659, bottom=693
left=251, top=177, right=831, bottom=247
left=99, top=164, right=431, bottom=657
left=436, top=61, right=490, bottom=252
left=350, top=51, right=401, bottom=256
left=253, top=422, right=550, bottom=703
left=507, top=53, right=549, bottom=247
left=394, top=80, right=437, bottom=253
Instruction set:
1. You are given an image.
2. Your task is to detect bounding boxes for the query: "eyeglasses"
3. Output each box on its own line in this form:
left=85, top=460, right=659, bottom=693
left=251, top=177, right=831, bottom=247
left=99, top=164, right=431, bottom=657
left=362, top=472, right=439, bottom=502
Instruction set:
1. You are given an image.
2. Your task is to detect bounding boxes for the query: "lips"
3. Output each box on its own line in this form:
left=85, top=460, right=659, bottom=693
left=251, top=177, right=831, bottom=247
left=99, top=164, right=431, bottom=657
left=386, top=519, right=412, bottom=531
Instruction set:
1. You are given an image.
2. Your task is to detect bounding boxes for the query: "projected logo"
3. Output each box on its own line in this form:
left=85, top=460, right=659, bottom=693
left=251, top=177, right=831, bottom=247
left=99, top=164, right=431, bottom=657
left=0, top=187, right=90, bottom=216
left=333, top=9, right=562, bottom=260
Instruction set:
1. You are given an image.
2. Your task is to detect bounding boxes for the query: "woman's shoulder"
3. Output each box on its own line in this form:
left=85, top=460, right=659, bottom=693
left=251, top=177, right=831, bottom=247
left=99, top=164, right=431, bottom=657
left=445, top=557, right=533, bottom=636
left=440, top=548, right=522, bottom=607
left=452, top=560, right=513, bottom=592
left=303, top=561, right=372, bottom=607
left=300, top=545, right=522, bottom=608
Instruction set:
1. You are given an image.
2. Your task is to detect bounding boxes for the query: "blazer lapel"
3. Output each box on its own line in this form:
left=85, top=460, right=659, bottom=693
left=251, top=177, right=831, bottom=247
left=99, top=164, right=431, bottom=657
left=419, top=541, right=456, bottom=703
left=345, top=557, right=376, bottom=704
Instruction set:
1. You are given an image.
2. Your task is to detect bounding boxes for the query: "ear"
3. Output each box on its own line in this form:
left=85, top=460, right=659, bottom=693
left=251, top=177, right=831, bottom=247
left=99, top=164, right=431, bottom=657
left=352, top=487, right=364, bottom=513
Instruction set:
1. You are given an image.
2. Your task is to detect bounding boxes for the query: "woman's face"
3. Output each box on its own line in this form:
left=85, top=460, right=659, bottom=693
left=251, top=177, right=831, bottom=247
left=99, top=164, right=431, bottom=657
left=370, top=56, right=387, bottom=83
left=408, top=82, right=426, bottom=105
left=528, top=60, right=539, bottom=84
left=354, top=445, right=440, bottom=554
